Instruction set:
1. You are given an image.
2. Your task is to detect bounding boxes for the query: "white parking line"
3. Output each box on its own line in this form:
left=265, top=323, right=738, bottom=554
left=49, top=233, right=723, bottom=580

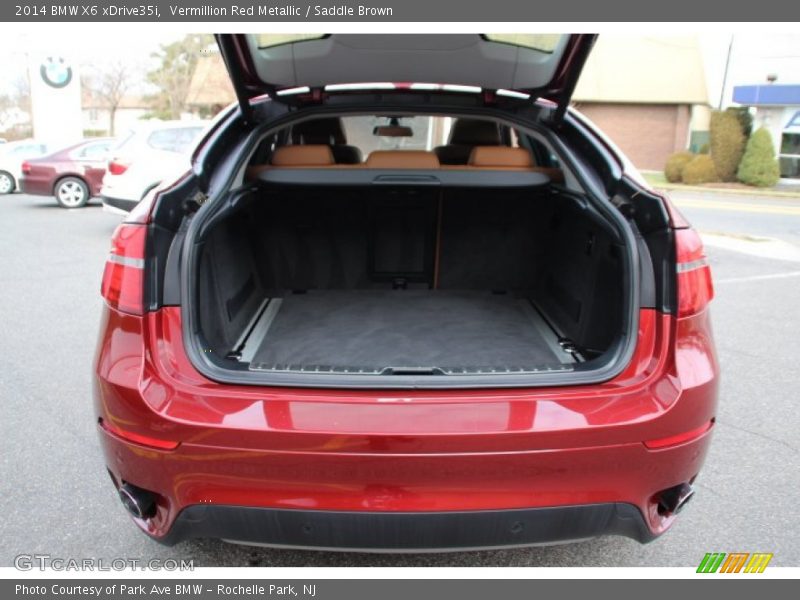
left=715, top=270, right=800, bottom=284
left=701, top=232, right=800, bottom=263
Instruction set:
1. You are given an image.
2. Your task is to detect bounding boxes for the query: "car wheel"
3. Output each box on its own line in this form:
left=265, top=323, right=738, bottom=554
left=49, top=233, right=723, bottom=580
left=0, top=171, right=15, bottom=194
left=55, top=177, right=89, bottom=208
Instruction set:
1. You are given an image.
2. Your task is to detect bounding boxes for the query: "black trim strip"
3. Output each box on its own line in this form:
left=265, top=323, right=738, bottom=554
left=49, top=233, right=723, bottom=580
left=154, top=503, right=656, bottom=549
left=255, top=168, right=551, bottom=188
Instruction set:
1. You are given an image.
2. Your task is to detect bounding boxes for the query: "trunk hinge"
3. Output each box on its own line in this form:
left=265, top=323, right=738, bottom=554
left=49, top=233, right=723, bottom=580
left=611, top=193, right=637, bottom=220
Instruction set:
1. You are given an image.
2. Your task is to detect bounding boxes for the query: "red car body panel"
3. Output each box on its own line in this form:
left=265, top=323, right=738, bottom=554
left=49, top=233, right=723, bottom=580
left=94, top=302, right=719, bottom=542
left=21, top=141, right=110, bottom=197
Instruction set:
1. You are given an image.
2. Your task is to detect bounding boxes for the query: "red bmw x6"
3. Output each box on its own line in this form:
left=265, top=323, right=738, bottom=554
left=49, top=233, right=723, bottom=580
left=94, top=34, right=718, bottom=550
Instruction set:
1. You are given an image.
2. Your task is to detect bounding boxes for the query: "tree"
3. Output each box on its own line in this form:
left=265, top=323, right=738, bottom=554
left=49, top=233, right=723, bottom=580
left=709, top=110, right=746, bottom=182
left=85, top=61, right=131, bottom=136
left=146, top=35, right=213, bottom=120
left=726, top=106, right=753, bottom=138
left=11, top=74, right=31, bottom=114
left=737, top=128, right=781, bottom=187
left=0, top=74, right=32, bottom=139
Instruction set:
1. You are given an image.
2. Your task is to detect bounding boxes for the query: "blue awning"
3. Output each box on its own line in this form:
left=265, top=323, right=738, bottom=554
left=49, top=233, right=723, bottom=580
left=733, top=84, right=800, bottom=106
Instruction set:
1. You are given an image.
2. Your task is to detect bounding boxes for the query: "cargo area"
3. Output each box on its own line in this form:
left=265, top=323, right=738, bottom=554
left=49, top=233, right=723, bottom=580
left=191, top=183, right=629, bottom=379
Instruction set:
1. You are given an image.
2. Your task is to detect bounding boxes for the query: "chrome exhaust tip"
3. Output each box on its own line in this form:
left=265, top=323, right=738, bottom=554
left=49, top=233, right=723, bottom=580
left=657, top=483, right=695, bottom=515
left=119, top=483, right=157, bottom=519
left=675, top=484, right=695, bottom=513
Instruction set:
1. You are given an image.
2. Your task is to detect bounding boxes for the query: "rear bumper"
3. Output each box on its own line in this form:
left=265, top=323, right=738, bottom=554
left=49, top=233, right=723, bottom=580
left=98, top=422, right=712, bottom=547
left=156, top=503, right=655, bottom=550
left=94, top=305, right=720, bottom=548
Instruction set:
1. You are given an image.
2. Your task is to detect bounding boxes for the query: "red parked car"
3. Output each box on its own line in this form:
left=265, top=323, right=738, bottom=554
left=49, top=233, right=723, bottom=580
left=21, top=138, right=114, bottom=208
left=94, top=34, right=718, bottom=551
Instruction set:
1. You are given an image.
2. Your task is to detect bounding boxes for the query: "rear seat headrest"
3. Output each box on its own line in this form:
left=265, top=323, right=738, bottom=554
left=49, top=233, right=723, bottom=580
left=468, top=146, right=535, bottom=169
left=291, top=117, right=348, bottom=145
left=365, top=150, right=440, bottom=169
left=271, top=145, right=335, bottom=167
left=449, top=119, right=502, bottom=146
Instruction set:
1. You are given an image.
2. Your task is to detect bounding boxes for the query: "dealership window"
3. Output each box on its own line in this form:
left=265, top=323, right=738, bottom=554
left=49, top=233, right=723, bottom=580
left=779, top=131, right=800, bottom=179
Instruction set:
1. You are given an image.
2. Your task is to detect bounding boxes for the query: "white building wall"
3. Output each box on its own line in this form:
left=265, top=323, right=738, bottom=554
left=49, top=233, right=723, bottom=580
left=752, top=106, right=792, bottom=151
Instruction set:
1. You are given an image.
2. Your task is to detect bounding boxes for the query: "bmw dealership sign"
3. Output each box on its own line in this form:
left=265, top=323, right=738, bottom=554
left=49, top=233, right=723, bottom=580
left=29, top=53, right=81, bottom=147
left=39, top=56, right=74, bottom=89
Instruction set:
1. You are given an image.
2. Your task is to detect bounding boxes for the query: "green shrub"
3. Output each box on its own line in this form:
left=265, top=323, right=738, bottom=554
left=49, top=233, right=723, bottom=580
left=737, top=127, right=781, bottom=187
left=726, top=106, right=753, bottom=137
left=710, top=110, right=746, bottom=181
left=698, top=143, right=710, bottom=154
left=682, top=155, right=718, bottom=185
left=664, top=151, right=695, bottom=183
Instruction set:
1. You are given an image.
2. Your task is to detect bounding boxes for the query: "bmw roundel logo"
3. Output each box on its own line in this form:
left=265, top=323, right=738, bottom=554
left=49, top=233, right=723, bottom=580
left=40, top=57, right=73, bottom=89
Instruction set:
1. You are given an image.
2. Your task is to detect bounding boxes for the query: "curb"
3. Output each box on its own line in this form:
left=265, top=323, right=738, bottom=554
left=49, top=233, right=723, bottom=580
left=642, top=177, right=800, bottom=200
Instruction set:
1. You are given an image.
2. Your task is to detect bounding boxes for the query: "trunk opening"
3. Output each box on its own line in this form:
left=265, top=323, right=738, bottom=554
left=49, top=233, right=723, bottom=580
left=188, top=182, right=630, bottom=384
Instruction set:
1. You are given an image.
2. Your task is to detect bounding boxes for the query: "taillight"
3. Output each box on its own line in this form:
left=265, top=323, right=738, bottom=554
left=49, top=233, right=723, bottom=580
left=108, top=159, right=130, bottom=175
left=100, top=224, right=147, bottom=315
left=675, top=228, right=714, bottom=317
left=21, top=161, right=31, bottom=174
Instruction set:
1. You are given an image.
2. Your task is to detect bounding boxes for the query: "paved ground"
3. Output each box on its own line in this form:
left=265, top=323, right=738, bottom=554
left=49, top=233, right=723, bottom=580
left=0, top=191, right=798, bottom=567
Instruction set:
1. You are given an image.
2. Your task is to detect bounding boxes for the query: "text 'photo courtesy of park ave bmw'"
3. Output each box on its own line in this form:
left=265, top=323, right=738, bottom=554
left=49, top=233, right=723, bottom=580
left=3, top=25, right=800, bottom=571
left=92, top=34, right=718, bottom=550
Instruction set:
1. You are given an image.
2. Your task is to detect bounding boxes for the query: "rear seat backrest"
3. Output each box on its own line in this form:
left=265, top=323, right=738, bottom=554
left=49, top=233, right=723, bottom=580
left=291, top=118, right=363, bottom=164
left=271, top=145, right=335, bottom=167
left=467, top=146, right=565, bottom=182
left=247, top=144, right=564, bottom=184
left=468, top=146, right=535, bottom=169
left=434, top=119, right=502, bottom=165
left=365, top=150, right=440, bottom=169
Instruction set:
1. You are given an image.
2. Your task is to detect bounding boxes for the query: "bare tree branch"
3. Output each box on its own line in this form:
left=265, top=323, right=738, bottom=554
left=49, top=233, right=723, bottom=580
left=85, top=61, right=132, bottom=136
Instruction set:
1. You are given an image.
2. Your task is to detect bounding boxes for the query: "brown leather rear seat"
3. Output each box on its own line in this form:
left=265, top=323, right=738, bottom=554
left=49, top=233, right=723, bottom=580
left=271, top=145, right=335, bottom=166
left=291, top=117, right=362, bottom=165
left=465, top=146, right=565, bottom=182
left=467, top=146, right=535, bottom=169
left=247, top=144, right=564, bottom=183
left=246, top=145, right=335, bottom=178
left=365, top=150, right=440, bottom=169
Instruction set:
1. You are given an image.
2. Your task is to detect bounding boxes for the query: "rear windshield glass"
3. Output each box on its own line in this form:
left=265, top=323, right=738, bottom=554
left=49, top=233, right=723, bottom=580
left=342, top=116, right=452, bottom=154
left=258, top=115, right=557, bottom=168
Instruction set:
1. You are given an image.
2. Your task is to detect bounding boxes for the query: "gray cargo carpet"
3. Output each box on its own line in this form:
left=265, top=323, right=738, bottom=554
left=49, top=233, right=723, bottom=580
left=248, top=290, right=567, bottom=373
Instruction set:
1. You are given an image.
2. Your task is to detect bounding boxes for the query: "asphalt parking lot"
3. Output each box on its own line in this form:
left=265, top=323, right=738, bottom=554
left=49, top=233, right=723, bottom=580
left=1, top=190, right=798, bottom=567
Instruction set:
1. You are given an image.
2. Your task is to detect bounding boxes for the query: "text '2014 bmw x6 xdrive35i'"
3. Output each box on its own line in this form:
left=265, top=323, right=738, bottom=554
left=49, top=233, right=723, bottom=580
left=94, top=34, right=718, bottom=550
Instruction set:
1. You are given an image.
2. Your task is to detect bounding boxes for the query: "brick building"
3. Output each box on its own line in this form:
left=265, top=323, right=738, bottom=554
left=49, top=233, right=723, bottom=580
left=572, top=36, right=710, bottom=170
